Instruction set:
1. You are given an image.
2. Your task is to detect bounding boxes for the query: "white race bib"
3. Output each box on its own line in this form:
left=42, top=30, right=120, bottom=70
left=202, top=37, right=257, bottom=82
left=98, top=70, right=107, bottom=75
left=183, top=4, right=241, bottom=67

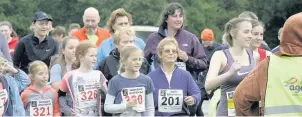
left=175, top=62, right=186, bottom=71
left=158, top=89, right=183, bottom=112
left=227, top=91, right=235, bottom=116
left=29, top=99, right=53, bottom=116
left=0, top=89, right=8, bottom=116
left=76, top=82, right=98, bottom=108
left=121, top=87, right=145, bottom=112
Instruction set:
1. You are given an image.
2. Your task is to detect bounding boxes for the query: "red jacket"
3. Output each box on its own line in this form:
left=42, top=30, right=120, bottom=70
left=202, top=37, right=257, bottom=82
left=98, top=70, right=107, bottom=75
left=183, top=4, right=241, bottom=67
left=8, top=36, right=18, bottom=56
left=72, top=27, right=111, bottom=47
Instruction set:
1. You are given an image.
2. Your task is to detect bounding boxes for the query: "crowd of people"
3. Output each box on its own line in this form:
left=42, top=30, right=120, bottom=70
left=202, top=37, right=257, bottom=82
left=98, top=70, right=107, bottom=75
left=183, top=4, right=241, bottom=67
left=0, top=1, right=300, bottom=116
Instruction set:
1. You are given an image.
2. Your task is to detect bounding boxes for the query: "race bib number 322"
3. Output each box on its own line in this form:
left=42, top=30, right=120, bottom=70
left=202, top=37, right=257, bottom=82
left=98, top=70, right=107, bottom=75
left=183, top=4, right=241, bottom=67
left=158, top=89, right=183, bottom=112
left=121, top=87, right=146, bottom=112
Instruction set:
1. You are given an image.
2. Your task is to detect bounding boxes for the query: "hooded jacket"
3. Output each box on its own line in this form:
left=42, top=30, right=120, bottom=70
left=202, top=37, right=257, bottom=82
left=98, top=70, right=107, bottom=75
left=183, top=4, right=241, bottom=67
left=98, top=48, right=150, bottom=81
left=144, top=26, right=208, bottom=81
left=233, top=13, right=302, bottom=116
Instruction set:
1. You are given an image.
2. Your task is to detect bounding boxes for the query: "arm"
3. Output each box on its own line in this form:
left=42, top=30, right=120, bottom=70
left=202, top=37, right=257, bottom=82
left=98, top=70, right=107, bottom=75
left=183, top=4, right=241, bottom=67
left=58, top=74, right=73, bottom=116
left=94, top=43, right=106, bottom=69
left=187, top=72, right=202, bottom=105
left=53, top=90, right=61, bottom=116
left=185, top=36, right=208, bottom=71
left=142, top=93, right=154, bottom=116
left=104, top=94, right=128, bottom=113
left=21, top=91, right=28, bottom=109
left=13, top=40, right=25, bottom=68
left=12, top=69, right=30, bottom=92
left=234, top=58, right=269, bottom=116
left=0, top=34, right=12, bottom=63
left=205, top=51, right=234, bottom=91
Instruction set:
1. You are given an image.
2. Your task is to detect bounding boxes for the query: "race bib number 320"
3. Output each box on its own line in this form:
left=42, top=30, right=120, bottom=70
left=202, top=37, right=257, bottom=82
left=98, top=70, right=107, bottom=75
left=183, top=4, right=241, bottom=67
left=29, top=99, right=53, bottom=116
left=121, top=87, right=146, bottom=112
left=158, top=89, right=183, bottom=112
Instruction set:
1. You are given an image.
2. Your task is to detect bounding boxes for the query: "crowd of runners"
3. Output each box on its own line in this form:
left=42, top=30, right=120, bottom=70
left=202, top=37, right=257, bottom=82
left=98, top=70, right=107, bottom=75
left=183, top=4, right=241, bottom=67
left=0, top=2, right=301, bottom=116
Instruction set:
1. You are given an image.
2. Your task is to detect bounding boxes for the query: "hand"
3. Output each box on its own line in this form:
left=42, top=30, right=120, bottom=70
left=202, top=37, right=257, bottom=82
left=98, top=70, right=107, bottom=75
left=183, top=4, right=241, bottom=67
left=184, top=96, right=195, bottom=106
left=4, top=63, right=18, bottom=74
left=229, top=60, right=241, bottom=74
left=178, top=50, right=189, bottom=62
left=126, top=99, right=137, bottom=108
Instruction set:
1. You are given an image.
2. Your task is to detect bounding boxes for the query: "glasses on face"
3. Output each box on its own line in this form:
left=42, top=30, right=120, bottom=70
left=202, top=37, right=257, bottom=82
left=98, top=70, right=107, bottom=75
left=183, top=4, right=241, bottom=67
left=163, top=49, right=177, bottom=54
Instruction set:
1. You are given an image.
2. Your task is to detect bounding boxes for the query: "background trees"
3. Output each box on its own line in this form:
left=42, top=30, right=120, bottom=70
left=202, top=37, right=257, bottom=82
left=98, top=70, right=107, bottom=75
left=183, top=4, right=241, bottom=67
left=1, top=0, right=301, bottom=48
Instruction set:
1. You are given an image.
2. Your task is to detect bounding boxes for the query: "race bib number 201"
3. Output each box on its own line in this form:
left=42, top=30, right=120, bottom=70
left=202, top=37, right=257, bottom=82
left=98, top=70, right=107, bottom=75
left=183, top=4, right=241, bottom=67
left=121, top=87, right=146, bottom=112
left=158, top=89, right=183, bottom=112
left=29, top=99, right=53, bottom=116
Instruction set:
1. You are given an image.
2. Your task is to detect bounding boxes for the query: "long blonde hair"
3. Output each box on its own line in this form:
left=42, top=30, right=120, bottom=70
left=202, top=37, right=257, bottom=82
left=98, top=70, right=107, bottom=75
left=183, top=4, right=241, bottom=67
left=118, top=46, right=143, bottom=73
left=72, top=42, right=96, bottom=70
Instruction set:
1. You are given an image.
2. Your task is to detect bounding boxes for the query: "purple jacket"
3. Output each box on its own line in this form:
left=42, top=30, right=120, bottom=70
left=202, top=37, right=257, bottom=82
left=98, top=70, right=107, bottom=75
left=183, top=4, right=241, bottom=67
left=147, top=67, right=201, bottom=116
left=144, top=26, right=207, bottom=80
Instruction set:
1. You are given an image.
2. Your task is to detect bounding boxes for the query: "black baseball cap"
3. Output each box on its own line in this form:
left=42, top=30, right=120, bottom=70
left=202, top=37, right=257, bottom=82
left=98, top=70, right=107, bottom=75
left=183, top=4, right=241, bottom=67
left=32, top=11, right=52, bottom=22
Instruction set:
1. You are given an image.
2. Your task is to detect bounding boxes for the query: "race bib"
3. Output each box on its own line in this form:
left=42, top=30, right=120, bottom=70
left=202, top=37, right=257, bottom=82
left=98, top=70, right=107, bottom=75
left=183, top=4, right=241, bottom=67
left=76, top=82, right=98, bottom=108
left=0, top=89, right=8, bottom=116
left=227, top=91, right=235, bottom=116
left=158, top=89, right=183, bottom=112
left=29, top=99, right=53, bottom=116
left=175, top=62, right=186, bottom=71
left=121, top=87, right=145, bottom=112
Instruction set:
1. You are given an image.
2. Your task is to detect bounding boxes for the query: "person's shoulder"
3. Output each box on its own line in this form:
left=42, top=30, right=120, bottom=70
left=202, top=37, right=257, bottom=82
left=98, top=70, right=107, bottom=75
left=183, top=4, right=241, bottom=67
left=97, top=27, right=111, bottom=34
left=180, top=29, right=197, bottom=38
left=19, top=34, right=33, bottom=42
left=110, top=74, right=122, bottom=81
left=50, top=64, right=62, bottom=70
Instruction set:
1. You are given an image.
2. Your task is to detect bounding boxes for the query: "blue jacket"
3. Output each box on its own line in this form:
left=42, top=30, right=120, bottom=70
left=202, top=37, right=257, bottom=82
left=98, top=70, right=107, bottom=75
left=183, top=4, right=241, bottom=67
left=147, top=67, right=201, bottom=116
left=1, top=70, right=30, bottom=116
left=95, top=36, right=146, bottom=68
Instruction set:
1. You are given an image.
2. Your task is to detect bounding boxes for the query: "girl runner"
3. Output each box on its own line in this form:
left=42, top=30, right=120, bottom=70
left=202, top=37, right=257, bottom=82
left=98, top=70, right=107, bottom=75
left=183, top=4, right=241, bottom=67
left=21, top=61, right=60, bottom=116
left=0, top=56, right=30, bottom=116
left=58, top=42, right=107, bottom=116
left=50, top=36, right=79, bottom=91
left=104, top=46, right=154, bottom=116
left=250, top=20, right=271, bottom=62
left=148, top=38, right=201, bottom=116
left=205, top=17, right=259, bottom=116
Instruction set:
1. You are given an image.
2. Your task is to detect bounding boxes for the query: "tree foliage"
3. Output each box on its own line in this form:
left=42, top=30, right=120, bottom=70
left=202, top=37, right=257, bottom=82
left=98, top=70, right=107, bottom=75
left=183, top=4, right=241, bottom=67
left=0, top=0, right=301, bottom=48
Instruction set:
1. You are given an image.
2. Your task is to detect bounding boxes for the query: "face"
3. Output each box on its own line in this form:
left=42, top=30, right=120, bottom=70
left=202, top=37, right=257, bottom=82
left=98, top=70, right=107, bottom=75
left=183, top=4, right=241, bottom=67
left=160, top=43, right=178, bottom=63
left=53, top=34, right=64, bottom=44
left=166, top=9, right=183, bottom=30
left=116, top=34, right=135, bottom=50
left=232, top=21, right=253, bottom=48
left=83, top=14, right=99, bottom=34
left=112, top=16, right=130, bottom=31
left=124, top=51, right=143, bottom=72
left=33, top=20, right=49, bottom=37
left=202, top=40, right=214, bottom=47
left=81, top=48, right=97, bottom=68
left=63, top=39, right=79, bottom=63
left=0, top=25, right=12, bottom=39
left=69, top=28, right=79, bottom=36
left=251, top=25, right=264, bottom=48
left=31, top=67, right=49, bottom=86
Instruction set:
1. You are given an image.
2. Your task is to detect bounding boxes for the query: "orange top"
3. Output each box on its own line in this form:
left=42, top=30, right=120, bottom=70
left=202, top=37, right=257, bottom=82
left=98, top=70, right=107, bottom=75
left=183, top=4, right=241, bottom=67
left=72, top=27, right=111, bottom=47
left=21, top=85, right=61, bottom=116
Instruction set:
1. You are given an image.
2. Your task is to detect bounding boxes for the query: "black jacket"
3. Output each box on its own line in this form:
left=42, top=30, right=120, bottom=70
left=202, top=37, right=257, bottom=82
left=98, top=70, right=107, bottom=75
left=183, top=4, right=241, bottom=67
left=98, top=49, right=150, bottom=81
left=13, top=34, right=58, bottom=73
